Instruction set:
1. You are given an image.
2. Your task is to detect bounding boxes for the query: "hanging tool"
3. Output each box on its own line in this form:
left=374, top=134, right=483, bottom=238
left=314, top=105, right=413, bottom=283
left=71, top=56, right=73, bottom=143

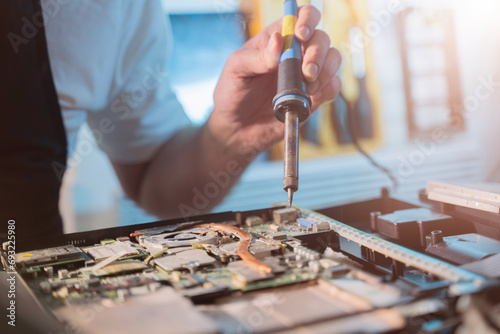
left=273, top=0, right=311, bottom=207
left=330, top=24, right=372, bottom=144
left=349, top=25, right=373, bottom=139
left=346, top=1, right=373, bottom=139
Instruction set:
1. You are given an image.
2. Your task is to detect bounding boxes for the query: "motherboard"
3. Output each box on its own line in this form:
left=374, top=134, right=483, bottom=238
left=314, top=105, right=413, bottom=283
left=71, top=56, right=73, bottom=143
left=2, top=196, right=500, bottom=333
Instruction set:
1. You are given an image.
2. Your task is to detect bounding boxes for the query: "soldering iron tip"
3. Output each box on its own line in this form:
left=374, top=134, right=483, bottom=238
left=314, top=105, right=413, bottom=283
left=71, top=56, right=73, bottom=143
left=288, top=188, right=293, bottom=208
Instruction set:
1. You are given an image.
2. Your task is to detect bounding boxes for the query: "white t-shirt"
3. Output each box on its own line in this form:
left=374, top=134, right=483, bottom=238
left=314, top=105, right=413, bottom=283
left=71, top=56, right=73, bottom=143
left=42, top=0, right=191, bottom=163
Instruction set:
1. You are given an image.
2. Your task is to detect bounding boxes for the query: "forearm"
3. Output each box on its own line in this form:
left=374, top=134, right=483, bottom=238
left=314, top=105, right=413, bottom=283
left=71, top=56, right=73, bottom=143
left=136, top=121, right=253, bottom=219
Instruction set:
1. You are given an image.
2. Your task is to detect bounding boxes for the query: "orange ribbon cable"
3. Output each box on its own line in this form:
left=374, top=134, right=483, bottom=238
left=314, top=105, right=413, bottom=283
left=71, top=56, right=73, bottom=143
left=195, top=223, right=272, bottom=274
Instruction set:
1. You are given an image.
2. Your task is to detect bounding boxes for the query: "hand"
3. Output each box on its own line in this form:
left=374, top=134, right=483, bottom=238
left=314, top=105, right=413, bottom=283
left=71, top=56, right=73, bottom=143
left=207, top=5, right=342, bottom=159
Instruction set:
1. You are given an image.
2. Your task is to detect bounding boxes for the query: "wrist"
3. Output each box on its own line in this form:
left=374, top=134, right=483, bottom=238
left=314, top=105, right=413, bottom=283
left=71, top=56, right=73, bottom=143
left=201, top=115, right=254, bottom=167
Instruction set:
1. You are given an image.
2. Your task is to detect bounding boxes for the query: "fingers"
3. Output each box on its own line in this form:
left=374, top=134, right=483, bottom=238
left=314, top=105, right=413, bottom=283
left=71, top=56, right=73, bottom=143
left=236, top=3, right=340, bottom=88
left=243, top=20, right=282, bottom=50
left=244, top=4, right=321, bottom=50
left=307, top=47, right=342, bottom=94
left=301, top=27, right=341, bottom=97
left=302, top=29, right=331, bottom=83
left=296, top=6, right=341, bottom=97
left=311, top=76, right=342, bottom=110
left=296, top=5, right=322, bottom=42
left=227, top=32, right=284, bottom=77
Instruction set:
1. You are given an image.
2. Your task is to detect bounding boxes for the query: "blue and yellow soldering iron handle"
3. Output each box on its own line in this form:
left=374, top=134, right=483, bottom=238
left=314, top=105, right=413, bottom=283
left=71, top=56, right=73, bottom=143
left=273, top=0, right=311, bottom=124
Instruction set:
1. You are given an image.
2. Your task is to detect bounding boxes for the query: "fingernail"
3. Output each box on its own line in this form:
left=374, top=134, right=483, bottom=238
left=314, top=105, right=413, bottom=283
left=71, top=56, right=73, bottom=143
left=304, top=63, right=318, bottom=82
left=297, top=26, right=311, bottom=41
left=267, top=33, right=277, bottom=52
left=308, top=81, right=320, bottom=94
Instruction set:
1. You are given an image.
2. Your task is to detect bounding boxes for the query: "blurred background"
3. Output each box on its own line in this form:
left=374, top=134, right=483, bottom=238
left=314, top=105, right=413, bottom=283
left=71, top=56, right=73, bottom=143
left=60, top=0, right=500, bottom=233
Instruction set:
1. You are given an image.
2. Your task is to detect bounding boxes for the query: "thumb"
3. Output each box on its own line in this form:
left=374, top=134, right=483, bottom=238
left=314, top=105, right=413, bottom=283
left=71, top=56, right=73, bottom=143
left=228, top=32, right=283, bottom=77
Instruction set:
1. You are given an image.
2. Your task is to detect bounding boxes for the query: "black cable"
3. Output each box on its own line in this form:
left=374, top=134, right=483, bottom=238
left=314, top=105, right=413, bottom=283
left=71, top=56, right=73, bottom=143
left=342, top=93, right=399, bottom=192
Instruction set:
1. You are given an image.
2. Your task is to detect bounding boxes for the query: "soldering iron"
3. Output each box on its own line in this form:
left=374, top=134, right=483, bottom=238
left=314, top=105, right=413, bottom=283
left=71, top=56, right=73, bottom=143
left=273, top=0, right=311, bottom=207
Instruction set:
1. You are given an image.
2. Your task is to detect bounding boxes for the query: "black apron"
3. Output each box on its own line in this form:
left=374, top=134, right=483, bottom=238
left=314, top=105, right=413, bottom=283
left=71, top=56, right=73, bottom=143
left=0, top=0, right=67, bottom=239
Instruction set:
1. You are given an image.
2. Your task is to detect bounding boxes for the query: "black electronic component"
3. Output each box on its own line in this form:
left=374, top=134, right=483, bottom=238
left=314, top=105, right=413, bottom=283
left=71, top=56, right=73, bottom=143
left=269, top=232, right=287, bottom=240
left=374, top=208, right=454, bottom=249
left=324, top=265, right=350, bottom=279
left=182, top=285, right=229, bottom=304
left=293, top=230, right=340, bottom=254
